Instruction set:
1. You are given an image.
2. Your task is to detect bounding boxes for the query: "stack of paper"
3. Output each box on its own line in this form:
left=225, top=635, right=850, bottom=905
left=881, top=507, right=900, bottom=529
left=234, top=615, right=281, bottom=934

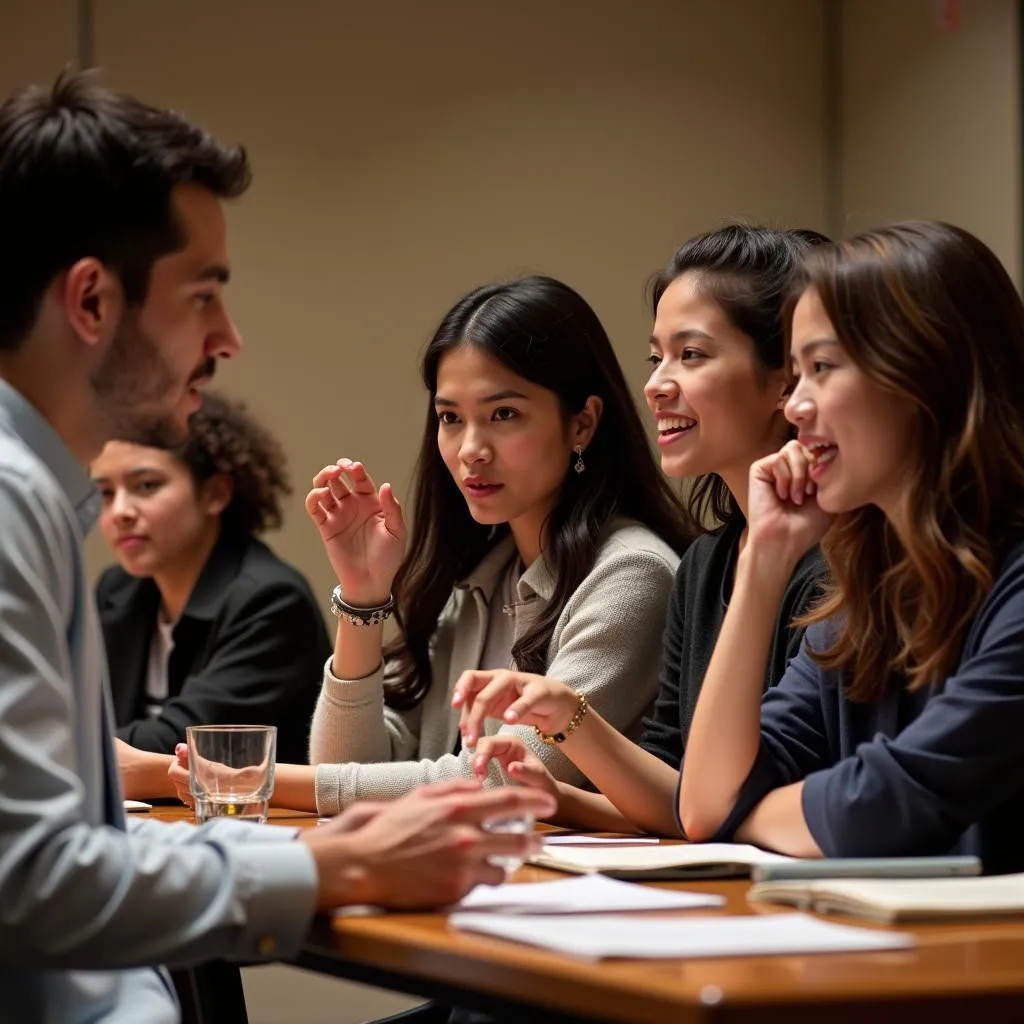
left=448, top=911, right=915, bottom=960
left=749, top=872, right=1024, bottom=923
left=531, top=841, right=794, bottom=880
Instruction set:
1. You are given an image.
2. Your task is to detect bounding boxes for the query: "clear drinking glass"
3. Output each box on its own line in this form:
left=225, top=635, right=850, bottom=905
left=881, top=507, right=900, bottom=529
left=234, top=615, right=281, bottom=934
left=187, top=724, right=277, bottom=825
left=480, top=760, right=535, bottom=877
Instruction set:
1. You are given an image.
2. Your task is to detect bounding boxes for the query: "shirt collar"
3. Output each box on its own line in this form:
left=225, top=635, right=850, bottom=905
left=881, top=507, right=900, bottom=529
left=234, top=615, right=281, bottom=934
left=457, top=534, right=557, bottom=602
left=0, top=378, right=101, bottom=533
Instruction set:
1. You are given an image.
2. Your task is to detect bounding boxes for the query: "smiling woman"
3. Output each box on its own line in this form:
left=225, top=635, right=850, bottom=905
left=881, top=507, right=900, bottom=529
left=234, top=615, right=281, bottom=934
left=214, top=276, right=692, bottom=816
left=679, top=221, right=1024, bottom=875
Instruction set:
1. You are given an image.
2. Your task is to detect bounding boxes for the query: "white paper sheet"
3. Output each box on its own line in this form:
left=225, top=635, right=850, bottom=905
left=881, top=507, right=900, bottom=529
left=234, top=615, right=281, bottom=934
left=542, top=835, right=660, bottom=846
left=448, top=911, right=915, bottom=960
left=532, top=841, right=794, bottom=874
left=452, top=873, right=725, bottom=915
left=123, top=799, right=152, bottom=811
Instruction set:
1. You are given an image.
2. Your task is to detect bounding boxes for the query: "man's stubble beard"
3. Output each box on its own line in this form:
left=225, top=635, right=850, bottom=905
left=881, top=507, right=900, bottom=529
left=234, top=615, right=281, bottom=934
left=90, top=313, right=186, bottom=446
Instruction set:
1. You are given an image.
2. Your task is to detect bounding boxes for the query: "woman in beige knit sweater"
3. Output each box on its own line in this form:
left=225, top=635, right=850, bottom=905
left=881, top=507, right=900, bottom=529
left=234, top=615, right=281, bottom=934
left=167, top=276, right=691, bottom=813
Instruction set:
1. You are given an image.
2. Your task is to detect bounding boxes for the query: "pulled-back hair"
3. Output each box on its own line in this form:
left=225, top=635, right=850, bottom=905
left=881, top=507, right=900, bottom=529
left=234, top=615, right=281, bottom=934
left=385, top=275, right=693, bottom=709
left=0, top=69, right=250, bottom=351
left=792, top=221, right=1024, bottom=700
left=648, top=225, right=828, bottom=524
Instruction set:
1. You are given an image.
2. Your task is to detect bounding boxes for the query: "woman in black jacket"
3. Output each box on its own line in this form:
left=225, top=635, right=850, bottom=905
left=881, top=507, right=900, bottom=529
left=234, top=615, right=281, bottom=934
left=93, top=391, right=329, bottom=771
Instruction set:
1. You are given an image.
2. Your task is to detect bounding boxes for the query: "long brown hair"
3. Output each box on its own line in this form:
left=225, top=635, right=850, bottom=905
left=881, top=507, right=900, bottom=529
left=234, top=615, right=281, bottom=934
left=384, top=276, right=694, bottom=710
left=792, top=221, right=1024, bottom=700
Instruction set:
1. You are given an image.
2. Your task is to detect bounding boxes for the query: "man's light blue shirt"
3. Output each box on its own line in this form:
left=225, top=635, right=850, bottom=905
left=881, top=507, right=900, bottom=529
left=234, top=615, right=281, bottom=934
left=0, top=379, right=318, bottom=1023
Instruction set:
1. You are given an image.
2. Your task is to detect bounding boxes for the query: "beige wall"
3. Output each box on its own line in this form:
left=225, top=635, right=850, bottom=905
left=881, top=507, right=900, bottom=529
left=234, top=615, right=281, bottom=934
left=840, top=0, right=1021, bottom=280
left=77, top=0, right=828, bottom=594
left=0, top=0, right=76, bottom=95
left=0, top=4, right=1020, bottom=1021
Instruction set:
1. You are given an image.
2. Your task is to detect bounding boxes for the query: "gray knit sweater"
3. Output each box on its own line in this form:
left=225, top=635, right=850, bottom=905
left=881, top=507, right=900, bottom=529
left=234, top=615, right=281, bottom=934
left=310, top=520, right=680, bottom=813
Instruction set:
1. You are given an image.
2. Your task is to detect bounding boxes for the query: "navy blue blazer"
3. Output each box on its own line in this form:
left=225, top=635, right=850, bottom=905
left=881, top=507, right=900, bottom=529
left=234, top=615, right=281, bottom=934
left=710, top=539, right=1024, bottom=875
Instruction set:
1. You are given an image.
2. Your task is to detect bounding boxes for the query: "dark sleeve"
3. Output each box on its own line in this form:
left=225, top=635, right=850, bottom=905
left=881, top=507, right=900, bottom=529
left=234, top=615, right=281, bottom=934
left=802, top=557, right=1024, bottom=858
left=116, top=580, right=327, bottom=752
left=771, top=553, right=828, bottom=682
left=639, top=570, right=686, bottom=768
left=708, top=627, right=834, bottom=842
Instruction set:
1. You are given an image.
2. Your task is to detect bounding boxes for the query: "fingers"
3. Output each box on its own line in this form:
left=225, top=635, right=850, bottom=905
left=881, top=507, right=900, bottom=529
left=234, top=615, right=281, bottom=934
left=453, top=670, right=497, bottom=749
left=441, top=786, right=556, bottom=825
left=379, top=483, right=407, bottom=541
left=754, top=441, right=816, bottom=505
left=471, top=735, right=529, bottom=781
left=469, top=862, right=512, bottom=888
left=311, top=462, right=344, bottom=487
left=781, top=440, right=811, bottom=504
left=328, top=801, right=387, bottom=834
left=502, top=680, right=560, bottom=724
left=335, top=458, right=378, bottom=496
left=507, top=759, right=555, bottom=795
left=306, top=460, right=378, bottom=523
left=456, top=671, right=525, bottom=748
left=408, top=779, right=483, bottom=801
left=451, top=670, right=493, bottom=709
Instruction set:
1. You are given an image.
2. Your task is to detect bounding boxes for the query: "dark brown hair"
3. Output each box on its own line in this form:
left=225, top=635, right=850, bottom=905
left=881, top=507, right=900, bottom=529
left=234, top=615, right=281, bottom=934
left=648, top=225, right=829, bottom=524
left=792, top=220, right=1024, bottom=700
left=385, top=275, right=694, bottom=710
left=0, top=70, right=250, bottom=351
left=135, top=391, right=290, bottom=536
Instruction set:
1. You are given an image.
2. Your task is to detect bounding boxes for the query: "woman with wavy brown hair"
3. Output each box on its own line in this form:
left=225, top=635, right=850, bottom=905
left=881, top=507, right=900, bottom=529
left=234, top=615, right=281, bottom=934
left=679, top=220, right=1024, bottom=874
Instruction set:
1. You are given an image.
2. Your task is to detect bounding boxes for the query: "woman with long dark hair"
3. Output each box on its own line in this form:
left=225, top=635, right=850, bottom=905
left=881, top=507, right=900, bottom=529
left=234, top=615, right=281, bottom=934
left=680, top=221, right=1024, bottom=874
left=171, top=276, right=691, bottom=812
left=453, top=226, right=829, bottom=836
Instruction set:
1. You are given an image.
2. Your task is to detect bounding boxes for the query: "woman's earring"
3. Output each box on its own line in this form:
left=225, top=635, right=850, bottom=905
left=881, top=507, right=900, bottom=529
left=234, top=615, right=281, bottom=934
left=573, top=445, right=585, bottom=474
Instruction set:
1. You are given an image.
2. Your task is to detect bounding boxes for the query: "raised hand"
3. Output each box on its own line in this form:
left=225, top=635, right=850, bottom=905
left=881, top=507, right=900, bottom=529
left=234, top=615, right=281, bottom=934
left=302, top=780, right=557, bottom=910
left=452, top=669, right=581, bottom=749
left=747, top=440, right=835, bottom=565
left=469, top=735, right=559, bottom=804
left=305, top=459, right=406, bottom=605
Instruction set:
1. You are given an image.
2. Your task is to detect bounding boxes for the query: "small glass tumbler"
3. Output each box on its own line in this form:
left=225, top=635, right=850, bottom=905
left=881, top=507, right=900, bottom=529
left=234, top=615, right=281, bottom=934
left=187, top=724, right=277, bottom=825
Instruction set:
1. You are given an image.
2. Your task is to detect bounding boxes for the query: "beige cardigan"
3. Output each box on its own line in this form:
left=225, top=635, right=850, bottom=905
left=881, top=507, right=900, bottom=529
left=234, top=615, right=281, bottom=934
left=310, top=520, right=680, bottom=813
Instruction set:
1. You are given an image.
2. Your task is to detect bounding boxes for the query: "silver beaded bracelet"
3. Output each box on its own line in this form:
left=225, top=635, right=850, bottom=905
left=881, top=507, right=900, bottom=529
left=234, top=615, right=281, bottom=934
left=330, top=585, right=395, bottom=627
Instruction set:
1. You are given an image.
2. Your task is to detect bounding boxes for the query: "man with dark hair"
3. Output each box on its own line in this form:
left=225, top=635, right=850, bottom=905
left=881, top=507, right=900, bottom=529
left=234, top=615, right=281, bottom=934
left=0, top=71, right=552, bottom=1023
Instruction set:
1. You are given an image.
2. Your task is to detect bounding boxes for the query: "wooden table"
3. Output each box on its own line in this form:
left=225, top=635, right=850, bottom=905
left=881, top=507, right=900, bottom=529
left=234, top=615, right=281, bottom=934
left=138, top=806, right=1024, bottom=1023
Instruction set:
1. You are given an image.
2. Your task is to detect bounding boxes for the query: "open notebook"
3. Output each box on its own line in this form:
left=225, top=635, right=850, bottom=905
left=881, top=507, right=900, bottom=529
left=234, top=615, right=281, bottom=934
left=531, top=842, right=794, bottom=880
left=748, top=872, right=1024, bottom=924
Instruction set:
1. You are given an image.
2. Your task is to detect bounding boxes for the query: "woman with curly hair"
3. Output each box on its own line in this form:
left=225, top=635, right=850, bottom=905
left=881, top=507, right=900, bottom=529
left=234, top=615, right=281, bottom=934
left=92, top=391, right=330, bottom=771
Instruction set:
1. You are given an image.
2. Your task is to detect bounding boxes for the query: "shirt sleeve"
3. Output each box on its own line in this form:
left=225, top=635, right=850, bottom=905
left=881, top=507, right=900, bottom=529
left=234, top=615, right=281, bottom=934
left=0, top=472, right=317, bottom=970
left=802, top=554, right=1024, bottom=858
left=703, top=627, right=834, bottom=842
left=308, top=657, right=425, bottom=767
left=314, top=545, right=678, bottom=813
